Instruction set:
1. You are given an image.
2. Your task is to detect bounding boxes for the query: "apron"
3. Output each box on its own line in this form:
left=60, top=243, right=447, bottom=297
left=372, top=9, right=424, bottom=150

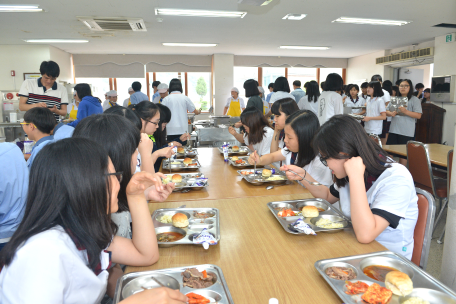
left=127, top=99, right=131, bottom=106
left=69, top=105, right=78, bottom=120
left=226, top=99, right=242, bottom=117
left=109, top=101, right=116, bottom=108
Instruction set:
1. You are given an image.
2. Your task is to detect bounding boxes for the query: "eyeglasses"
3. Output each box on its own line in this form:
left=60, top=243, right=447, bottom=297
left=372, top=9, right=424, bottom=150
left=399, top=85, right=410, bottom=88
left=320, top=155, right=329, bottom=167
left=20, top=122, right=37, bottom=128
left=147, top=120, right=159, bottom=126
left=105, top=172, right=123, bottom=183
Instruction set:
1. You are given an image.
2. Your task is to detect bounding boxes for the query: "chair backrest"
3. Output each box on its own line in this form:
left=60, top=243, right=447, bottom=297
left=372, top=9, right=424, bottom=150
left=448, top=150, right=453, bottom=195
left=368, top=134, right=382, bottom=147
left=406, top=141, right=435, bottom=196
left=412, top=187, right=436, bottom=269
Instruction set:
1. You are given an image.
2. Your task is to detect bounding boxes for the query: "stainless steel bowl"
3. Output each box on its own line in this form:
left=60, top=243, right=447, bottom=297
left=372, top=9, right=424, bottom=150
left=359, top=256, right=414, bottom=281
left=185, top=290, right=222, bottom=302
left=309, top=215, right=349, bottom=232
left=122, top=274, right=180, bottom=299
left=322, top=262, right=359, bottom=281
left=156, top=226, right=187, bottom=248
left=271, top=203, right=296, bottom=211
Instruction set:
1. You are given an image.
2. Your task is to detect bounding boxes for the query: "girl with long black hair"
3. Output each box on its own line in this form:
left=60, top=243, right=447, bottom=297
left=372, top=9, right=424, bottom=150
left=0, top=138, right=187, bottom=303
left=270, top=98, right=299, bottom=153
left=282, top=115, right=418, bottom=259
left=297, top=80, right=320, bottom=114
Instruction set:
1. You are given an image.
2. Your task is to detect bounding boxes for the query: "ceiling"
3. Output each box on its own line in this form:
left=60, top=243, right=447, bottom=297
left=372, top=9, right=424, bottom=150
left=1, top=0, right=455, bottom=58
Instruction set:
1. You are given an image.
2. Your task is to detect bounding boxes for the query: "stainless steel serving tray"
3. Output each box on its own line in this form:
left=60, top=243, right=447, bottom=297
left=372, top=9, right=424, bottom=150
left=113, top=264, right=234, bottom=304
left=151, top=208, right=220, bottom=247
left=348, top=113, right=365, bottom=120
left=315, top=251, right=456, bottom=304
left=267, top=199, right=352, bottom=234
left=176, top=148, right=199, bottom=159
left=163, top=173, right=208, bottom=191
left=237, top=169, right=288, bottom=185
left=218, top=146, right=250, bottom=155
left=228, top=156, right=264, bottom=169
left=162, top=159, right=201, bottom=171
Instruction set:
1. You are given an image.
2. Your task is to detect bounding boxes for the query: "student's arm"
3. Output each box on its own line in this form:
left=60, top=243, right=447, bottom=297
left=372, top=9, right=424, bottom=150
left=228, top=126, right=245, bottom=143
left=138, top=133, right=155, bottom=174
left=108, top=172, right=163, bottom=266
left=386, top=110, right=397, bottom=117
left=280, top=164, right=339, bottom=204
left=19, top=96, right=46, bottom=111
left=223, top=107, right=228, bottom=115
left=49, top=104, right=67, bottom=117
left=362, top=112, right=386, bottom=122
left=119, top=287, right=187, bottom=304
left=270, top=127, right=282, bottom=153
left=151, top=146, right=174, bottom=164
left=399, top=107, right=422, bottom=119
left=248, top=150, right=285, bottom=165
left=344, top=157, right=390, bottom=243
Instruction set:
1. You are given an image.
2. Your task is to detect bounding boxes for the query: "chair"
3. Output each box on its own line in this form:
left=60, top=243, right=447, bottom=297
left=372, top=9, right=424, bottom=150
left=368, top=134, right=382, bottom=147
left=406, top=141, right=447, bottom=212
left=412, top=187, right=436, bottom=269
left=434, top=149, right=453, bottom=244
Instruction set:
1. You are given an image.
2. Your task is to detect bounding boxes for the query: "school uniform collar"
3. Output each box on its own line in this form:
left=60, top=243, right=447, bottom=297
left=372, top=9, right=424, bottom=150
left=37, top=77, right=58, bottom=92
left=32, top=135, right=54, bottom=151
left=170, top=91, right=181, bottom=94
left=53, top=123, right=64, bottom=134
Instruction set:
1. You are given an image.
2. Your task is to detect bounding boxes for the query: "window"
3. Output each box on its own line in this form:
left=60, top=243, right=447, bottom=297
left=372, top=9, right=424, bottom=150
left=262, top=67, right=285, bottom=91
left=319, top=68, right=343, bottom=84
left=153, top=72, right=186, bottom=97
left=75, top=78, right=109, bottom=101
left=287, top=68, right=317, bottom=92
left=116, top=78, right=147, bottom=105
left=187, top=72, right=211, bottom=111
left=233, top=67, right=258, bottom=101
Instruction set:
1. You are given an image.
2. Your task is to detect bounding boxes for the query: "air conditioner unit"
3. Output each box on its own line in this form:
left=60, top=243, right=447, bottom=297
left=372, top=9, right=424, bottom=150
left=375, top=47, right=434, bottom=66
left=78, top=17, right=147, bottom=31
left=237, top=0, right=274, bottom=6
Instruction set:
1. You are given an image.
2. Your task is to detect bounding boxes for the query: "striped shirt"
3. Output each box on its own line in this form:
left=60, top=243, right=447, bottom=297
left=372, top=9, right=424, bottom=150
left=19, top=78, right=69, bottom=121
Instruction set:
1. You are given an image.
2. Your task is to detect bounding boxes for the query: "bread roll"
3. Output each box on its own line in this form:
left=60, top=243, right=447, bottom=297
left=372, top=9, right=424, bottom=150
left=172, top=213, right=189, bottom=228
left=177, top=147, right=185, bottom=154
left=231, top=156, right=239, bottom=161
left=232, top=146, right=239, bottom=152
left=302, top=205, right=319, bottom=218
left=385, top=271, right=413, bottom=296
left=172, top=174, right=182, bottom=183
left=262, top=169, right=272, bottom=177
left=183, top=158, right=192, bottom=165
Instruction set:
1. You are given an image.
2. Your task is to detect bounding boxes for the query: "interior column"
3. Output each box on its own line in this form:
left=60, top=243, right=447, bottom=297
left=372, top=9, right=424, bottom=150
left=212, top=54, right=234, bottom=115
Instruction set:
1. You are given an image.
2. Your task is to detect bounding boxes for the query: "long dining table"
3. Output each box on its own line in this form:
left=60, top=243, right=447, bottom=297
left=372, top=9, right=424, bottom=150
left=126, top=148, right=386, bottom=303
left=383, top=143, right=453, bottom=169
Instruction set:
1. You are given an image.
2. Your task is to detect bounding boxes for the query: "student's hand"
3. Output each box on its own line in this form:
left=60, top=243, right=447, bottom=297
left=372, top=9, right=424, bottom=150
left=179, top=133, right=191, bottom=142
left=234, top=121, right=242, bottom=128
left=228, top=126, right=237, bottom=135
left=362, top=116, right=370, bottom=122
left=144, top=183, right=175, bottom=202
left=343, top=156, right=365, bottom=179
left=126, top=171, right=164, bottom=197
left=158, top=146, right=175, bottom=158
left=398, top=106, right=407, bottom=115
left=138, top=133, right=154, bottom=156
left=280, top=165, right=306, bottom=181
left=169, top=141, right=182, bottom=147
left=342, top=96, right=347, bottom=104
left=248, top=150, right=260, bottom=165
left=49, top=105, right=58, bottom=112
left=120, top=287, right=187, bottom=304
left=390, top=111, right=397, bottom=117
left=35, top=102, right=47, bottom=108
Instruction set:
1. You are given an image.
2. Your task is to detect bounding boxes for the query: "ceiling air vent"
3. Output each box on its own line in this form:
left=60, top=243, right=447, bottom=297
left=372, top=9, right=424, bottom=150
left=375, top=47, right=434, bottom=66
left=433, top=23, right=456, bottom=29
left=78, top=17, right=147, bottom=32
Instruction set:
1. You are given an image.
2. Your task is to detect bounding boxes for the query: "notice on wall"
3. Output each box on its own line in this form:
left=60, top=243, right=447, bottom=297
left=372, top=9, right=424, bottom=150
left=3, top=103, right=14, bottom=111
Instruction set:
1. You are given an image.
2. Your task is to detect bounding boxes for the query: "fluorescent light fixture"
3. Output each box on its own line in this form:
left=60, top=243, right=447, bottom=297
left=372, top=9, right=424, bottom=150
left=280, top=46, right=330, bottom=50
left=332, top=17, right=410, bottom=26
left=155, top=8, right=247, bottom=18
left=24, top=39, right=89, bottom=43
left=163, top=43, right=217, bottom=47
left=282, top=14, right=306, bottom=20
left=0, top=4, right=43, bottom=12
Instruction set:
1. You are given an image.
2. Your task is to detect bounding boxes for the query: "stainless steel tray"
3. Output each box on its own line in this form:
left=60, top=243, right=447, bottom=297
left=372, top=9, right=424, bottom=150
left=113, top=264, right=234, bottom=304
left=315, top=251, right=456, bottom=304
left=218, top=146, right=250, bottom=155
left=348, top=113, right=365, bottom=120
left=152, top=208, right=220, bottom=247
left=176, top=147, right=199, bottom=159
left=163, top=173, right=208, bottom=191
left=162, top=159, right=201, bottom=171
left=267, top=199, right=352, bottom=234
left=237, top=169, right=288, bottom=185
left=228, top=156, right=264, bottom=169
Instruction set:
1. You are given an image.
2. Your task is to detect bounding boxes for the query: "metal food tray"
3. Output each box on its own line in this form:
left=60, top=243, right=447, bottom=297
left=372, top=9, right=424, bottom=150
left=162, top=159, right=201, bottom=171
left=237, top=169, right=288, bottom=185
left=218, top=146, right=250, bottom=155
left=163, top=173, right=208, bottom=191
left=176, top=148, right=198, bottom=159
left=152, top=208, right=220, bottom=247
left=228, top=156, right=264, bottom=169
left=315, top=251, right=456, bottom=304
left=348, top=113, right=365, bottom=120
left=267, top=199, right=352, bottom=234
left=113, top=264, right=234, bottom=304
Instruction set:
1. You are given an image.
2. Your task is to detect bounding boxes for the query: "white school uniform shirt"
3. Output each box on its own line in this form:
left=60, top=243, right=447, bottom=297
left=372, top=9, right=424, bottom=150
left=364, top=96, right=386, bottom=135
left=0, top=226, right=110, bottom=303
left=317, top=91, right=343, bottom=125
left=162, top=92, right=196, bottom=136
left=297, top=96, right=319, bottom=115
left=268, top=91, right=296, bottom=104
left=332, top=163, right=418, bottom=259
left=382, top=89, right=392, bottom=122
left=244, top=127, right=276, bottom=167
left=280, top=150, right=333, bottom=187
left=344, top=96, right=366, bottom=114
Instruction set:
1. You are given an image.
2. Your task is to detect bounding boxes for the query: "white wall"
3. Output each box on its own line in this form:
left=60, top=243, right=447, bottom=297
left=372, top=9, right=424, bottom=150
left=406, top=64, right=432, bottom=88
left=49, top=46, right=72, bottom=83
left=212, top=54, right=234, bottom=115
left=346, top=50, right=391, bottom=85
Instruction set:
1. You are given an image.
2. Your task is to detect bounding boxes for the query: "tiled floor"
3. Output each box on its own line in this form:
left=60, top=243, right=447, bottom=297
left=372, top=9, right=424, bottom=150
left=425, top=206, right=447, bottom=280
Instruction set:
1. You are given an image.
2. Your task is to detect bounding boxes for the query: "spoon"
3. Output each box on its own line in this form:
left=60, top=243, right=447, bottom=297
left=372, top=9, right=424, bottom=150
left=266, top=181, right=292, bottom=190
left=287, top=170, right=323, bottom=186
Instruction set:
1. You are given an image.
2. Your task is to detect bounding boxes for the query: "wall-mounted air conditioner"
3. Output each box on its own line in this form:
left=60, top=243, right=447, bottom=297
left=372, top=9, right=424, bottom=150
left=376, top=47, right=434, bottom=66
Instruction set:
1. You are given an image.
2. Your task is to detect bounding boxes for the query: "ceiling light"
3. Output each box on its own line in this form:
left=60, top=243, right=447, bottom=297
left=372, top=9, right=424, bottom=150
left=280, top=46, right=330, bottom=50
left=282, top=14, right=306, bottom=20
left=0, top=5, right=43, bottom=12
left=155, top=8, right=247, bottom=18
left=332, top=17, right=410, bottom=26
left=24, top=39, right=89, bottom=43
left=163, top=43, right=217, bottom=47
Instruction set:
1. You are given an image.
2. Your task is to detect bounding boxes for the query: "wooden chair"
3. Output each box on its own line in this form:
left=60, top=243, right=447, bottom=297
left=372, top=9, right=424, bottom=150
left=406, top=141, right=447, bottom=212
left=412, top=187, right=436, bottom=269
left=434, top=149, right=453, bottom=244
